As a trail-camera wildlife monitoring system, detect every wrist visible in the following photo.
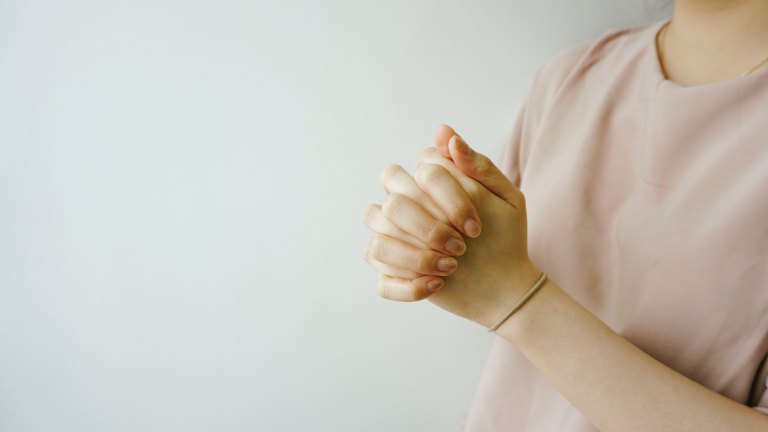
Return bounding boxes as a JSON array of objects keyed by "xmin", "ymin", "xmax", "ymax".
[
  {"xmin": 476, "ymin": 262, "xmax": 546, "ymax": 327},
  {"xmin": 490, "ymin": 269, "xmax": 570, "ymax": 347}
]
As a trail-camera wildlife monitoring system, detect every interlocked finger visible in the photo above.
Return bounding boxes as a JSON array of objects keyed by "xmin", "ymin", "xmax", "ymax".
[
  {"xmin": 365, "ymin": 234, "xmax": 458, "ymax": 276},
  {"xmin": 381, "ymin": 193, "xmax": 466, "ymax": 256},
  {"xmin": 416, "ymin": 147, "xmax": 482, "ymax": 194},
  {"xmin": 413, "ymin": 163, "xmax": 482, "ymax": 238},
  {"xmin": 361, "ymin": 203, "xmax": 429, "ymax": 250},
  {"xmin": 376, "ymin": 274, "xmax": 444, "ymax": 302},
  {"xmin": 362, "ymin": 241, "xmax": 423, "ymax": 279},
  {"xmin": 379, "ymin": 163, "xmax": 451, "ymax": 225}
]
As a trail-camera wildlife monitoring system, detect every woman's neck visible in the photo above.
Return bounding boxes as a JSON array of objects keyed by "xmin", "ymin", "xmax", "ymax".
[{"xmin": 660, "ymin": 0, "xmax": 768, "ymax": 85}]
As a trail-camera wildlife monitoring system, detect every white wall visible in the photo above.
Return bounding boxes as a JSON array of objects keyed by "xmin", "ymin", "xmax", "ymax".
[{"xmin": 0, "ymin": 1, "xmax": 671, "ymax": 431}]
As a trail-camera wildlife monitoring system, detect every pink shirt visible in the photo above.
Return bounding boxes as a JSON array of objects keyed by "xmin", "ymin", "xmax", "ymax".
[{"xmin": 462, "ymin": 19, "xmax": 768, "ymax": 431}]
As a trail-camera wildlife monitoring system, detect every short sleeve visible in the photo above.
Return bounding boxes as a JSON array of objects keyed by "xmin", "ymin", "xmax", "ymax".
[
  {"xmin": 495, "ymin": 64, "xmax": 546, "ymax": 191},
  {"xmin": 495, "ymin": 37, "xmax": 597, "ymax": 191},
  {"xmin": 497, "ymin": 95, "xmax": 530, "ymax": 191}
]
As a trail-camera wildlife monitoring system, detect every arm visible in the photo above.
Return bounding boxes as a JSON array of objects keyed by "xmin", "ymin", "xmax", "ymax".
[{"xmin": 495, "ymin": 272, "xmax": 768, "ymax": 431}]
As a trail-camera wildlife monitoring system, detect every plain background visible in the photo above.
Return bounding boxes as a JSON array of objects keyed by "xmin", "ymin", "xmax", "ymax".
[{"xmin": 0, "ymin": 1, "xmax": 672, "ymax": 431}]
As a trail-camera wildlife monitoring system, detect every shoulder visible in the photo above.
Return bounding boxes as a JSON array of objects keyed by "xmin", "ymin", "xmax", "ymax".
[
  {"xmin": 505, "ymin": 21, "xmax": 663, "ymax": 178},
  {"xmin": 532, "ymin": 37, "xmax": 596, "ymax": 98},
  {"xmin": 527, "ymin": 20, "xmax": 661, "ymax": 112}
]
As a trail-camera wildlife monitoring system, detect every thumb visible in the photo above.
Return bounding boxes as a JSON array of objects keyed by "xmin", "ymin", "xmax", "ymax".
[
  {"xmin": 448, "ymin": 134, "xmax": 522, "ymax": 208},
  {"xmin": 433, "ymin": 124, "xmax": 457, "ymax": 160}
]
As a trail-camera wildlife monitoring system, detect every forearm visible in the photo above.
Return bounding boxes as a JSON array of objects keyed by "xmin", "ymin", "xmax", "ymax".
[{"xmin": 495, "ymin": 274, "xmax": 768, "ymax": 432}]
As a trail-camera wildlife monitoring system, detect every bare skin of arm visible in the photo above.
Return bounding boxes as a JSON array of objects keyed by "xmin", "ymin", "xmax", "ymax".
[{"xmin": 496, "ymin": 272, "xmax": 768, "ymax": 431}]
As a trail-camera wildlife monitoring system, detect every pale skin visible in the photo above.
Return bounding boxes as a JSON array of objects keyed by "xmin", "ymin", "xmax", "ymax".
[
  {"xmin": 361, "ymin": 1, "xmax": 768, "ymax": 430},
  {"xmin": 660, "ymin": 0, "xmax": 768, "ymax": 85}
]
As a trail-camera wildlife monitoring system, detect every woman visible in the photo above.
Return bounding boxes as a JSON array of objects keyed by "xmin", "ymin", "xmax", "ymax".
[{"xmin": 361, "ymin": 1, "xmax": 768, "ymax": 431}]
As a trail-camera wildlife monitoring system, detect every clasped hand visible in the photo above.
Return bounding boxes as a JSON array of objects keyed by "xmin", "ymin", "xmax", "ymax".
[{"xmin": 361, "ymin": 125, "xmax": 542, "ymax": 328}]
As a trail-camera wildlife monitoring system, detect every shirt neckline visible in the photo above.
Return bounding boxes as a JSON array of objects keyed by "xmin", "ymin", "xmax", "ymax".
[{"xmin": 649, "ymin": 18, "xmax": 768, "ymax": 90}]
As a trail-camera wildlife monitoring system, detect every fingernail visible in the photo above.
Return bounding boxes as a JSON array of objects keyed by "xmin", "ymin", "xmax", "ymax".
[
  {"xmin": 453, "ymin": 135, "xmax": 472, "ymax": 156},
  {"xmin": 427, "ymin": 279, "xmax": 443, "ymax": 292},
  {"xmin": 437, "ymin": 257, "xmax": 457, "ymax": 272},
  {"xmin": 464, "ymin": 219, "xmax": 481, "ymax": 237},
  {"xmin": 445, "ymin": 237, "xmax": 466, "ymax": 255}
]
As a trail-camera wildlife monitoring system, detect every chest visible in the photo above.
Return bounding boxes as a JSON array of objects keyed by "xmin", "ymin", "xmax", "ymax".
[{"xmin": 517, "ymin": 86, "xmax": 768, "ymax": 397}]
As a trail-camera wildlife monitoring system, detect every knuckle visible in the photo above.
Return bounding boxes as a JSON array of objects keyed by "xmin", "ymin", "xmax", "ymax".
[
  {"xmin": 448, "ymin": 202, "xmax": 473, "ymax": 223},
  {"xmin": 379, "ymin": 163, "xmax": 403, "ymax": 184},
  {"xmin": 376, "ymin": 276, "xmax": 389, "ymax": 299},
  {"xmin": 370, "ymin": 234, "xmax": 388, "ymax": 261},
  {"xmin": 412, "ymin": 282, "xmax": 430, "ymax": 301},
  {"xmin": 474, "ymin": 155, "xmax": 492, "ymax": 173},
  {"xmin": 464, "ymin": 179, "xmax": 484, "ymax": 197},
  {"xmin": 381, "ymin": 193, "xmax": 405, "ymax": 220},
  {"xmin": 361, "ymin": 203, "xmax": 377, "ymax": 225},
  {"xmin": 510, "ymin": 189, "xmax": 526, "ymax": 210},
  {"xmin": 414, "ymin": 163, "xmax": 444, "ymax": 186},
  {"xmin": 362, "ymin": 236, "xmax": 374, "ymax": 261},
  {"xmin": 417, "ymin": 146, "xmax": 437, "ymax": 163},
  {"xmin": 406, "ymin": 286, "xmax": 420, "ymax": 302},
  {"xmin": 425, "ymin": 223, "xmax": 449, "ymax": 247},
  {"xmin": 416, "ymin": 250, "xmax": 437, "ymax": 274}
]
